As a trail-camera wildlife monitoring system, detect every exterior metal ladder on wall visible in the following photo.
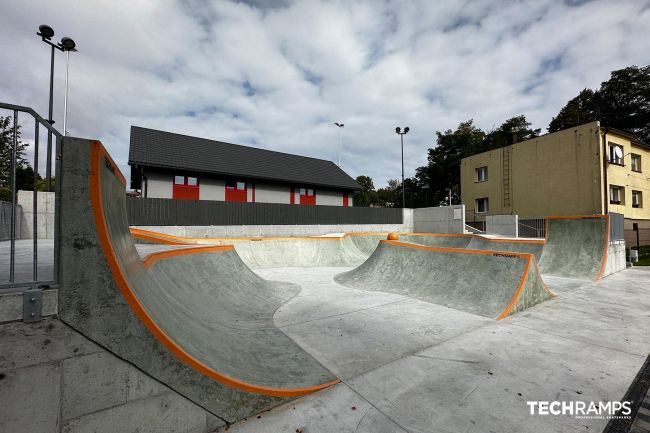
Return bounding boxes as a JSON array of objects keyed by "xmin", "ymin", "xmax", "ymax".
[{"xmin": 502, "ymin": 148, "xmax": 511, "ymax": 208}]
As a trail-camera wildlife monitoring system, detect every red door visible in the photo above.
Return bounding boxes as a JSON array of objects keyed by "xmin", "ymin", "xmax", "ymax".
[
  {"xmin": 226, "ymin": 180, "xmax": 248, "ymax": 202},
  {"xmin": 343, "ymin": 193, "xmax": 349, "ymax": 207},
  {"xmin": 299, "ymin": 188, "xmax": 316, "ymax": 205},
  {"xmin": 172, "ymin": 176, "xmax": 199, "ymax": 200}
]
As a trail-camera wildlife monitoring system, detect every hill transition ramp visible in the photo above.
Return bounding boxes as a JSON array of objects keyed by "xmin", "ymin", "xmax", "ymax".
[
  {"xmin": 59, "ymin": 139, "xmax": 338, "ymax": 423},
  {"xmin": 130, "ymin": 228, "xmax": 386, "ymax": 269},
  {"xmin": 334, "ymin": 240, "xmax": 553, "ymax": 320},
  {"xmin": 539, "ymin": 216, "xmax": 609, "ymax": 279}
]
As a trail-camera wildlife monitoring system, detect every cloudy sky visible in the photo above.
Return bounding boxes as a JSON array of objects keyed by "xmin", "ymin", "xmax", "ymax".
[{"xmin": 1, "ymin": 0, "xmax": 648, "ymax": 187}]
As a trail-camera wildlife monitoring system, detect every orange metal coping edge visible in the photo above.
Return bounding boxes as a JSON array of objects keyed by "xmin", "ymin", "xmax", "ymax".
[
  {"xmin": 130, "ymin": 227, "xmax": 389, "ymax": 243},
  {"xmin": 380, "ymin": 239, "xmax": 534, "ymax": 259},
  {"xmin": 89, "ymin": 140, "xmax": 339, "ymax": 397},
  {"xmin": 142, "ymin": 245, "xmax": 234, "ymax": 269}
]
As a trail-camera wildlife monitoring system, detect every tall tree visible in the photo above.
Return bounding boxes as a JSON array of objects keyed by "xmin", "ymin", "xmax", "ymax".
[
  {"xmin": 548, "ymin": 89, "xmax": 597, "ymax": 132},
  {"xmin": 548, "ymin": 65, "xmax": 650, "ymax": 143},
  {"xmin": 483, "ymin": 115, "xmax": 541, "ymax": 151},
  {"xmin": 353, "ymin": 175, "xmax": 377, "ymax": 207},
  {"xmin": 0, "ymin": 115, "xmax": 28, "ymax": 190},
  {"xmin": 415, "ymin": 120, "xmax": 485, "ymax": 206}
]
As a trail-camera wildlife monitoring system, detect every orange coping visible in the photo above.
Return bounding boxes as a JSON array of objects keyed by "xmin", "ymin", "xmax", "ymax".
[
  {"xmin": 380, "ymin": 240, "xmax": 534, "ymax": 320},
  {"xmin": 130, "ymin": 228, "xmax": 388, "ymax": 243},
  {"xmin": 142, "ymin": 245, "xmax": 235, "ymax": 269},
  {"xmin": 89, "ymin": 140, "xmax": 339, "ymax": 397}
]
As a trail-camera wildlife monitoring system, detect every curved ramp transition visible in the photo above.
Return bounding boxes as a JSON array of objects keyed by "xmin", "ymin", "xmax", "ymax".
[
  {"xmin": 335, "ymin": 240, "xmax": 553, "ymax": 319},
  {"xmin": 59, "ymin": 139, "xmax": 337, "ymax": 423},
  {"xmin": 130, "ymin": 228, "xmax": 385, "ymax": 269}
]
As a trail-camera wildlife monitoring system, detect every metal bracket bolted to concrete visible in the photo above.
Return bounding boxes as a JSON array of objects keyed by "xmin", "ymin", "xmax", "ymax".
[{"xmin": 23, "ymin": 289, "xmax": 43, "ymax": 323}]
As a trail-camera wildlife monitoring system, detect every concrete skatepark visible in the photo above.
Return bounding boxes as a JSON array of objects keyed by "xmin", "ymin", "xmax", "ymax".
[{"xmin": 2, "ymin": 137, "xmax": 649, "ymax": 432}]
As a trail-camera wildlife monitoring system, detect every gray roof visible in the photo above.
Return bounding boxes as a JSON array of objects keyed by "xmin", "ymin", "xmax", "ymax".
[{"xmin": 129, "ymin": 126, "xmax": 361, "ymax": 191}]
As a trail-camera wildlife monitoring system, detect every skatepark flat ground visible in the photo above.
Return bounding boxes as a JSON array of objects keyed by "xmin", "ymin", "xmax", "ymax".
[
  {"xmin": 2, "ymin": 240, "xmax": 650, "ymax": 431},
  {"xmin": 219, "ymin": 266, "xmax": 650, "ymax": 433}
]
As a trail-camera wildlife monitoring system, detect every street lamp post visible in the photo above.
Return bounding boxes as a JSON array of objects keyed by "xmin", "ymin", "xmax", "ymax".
[
  {"xmin": 395, "ymin": 126, "xmax": 409, "ymax": 208},
  {"xmin": 333, "ymin": 122, "xmax": 344, "ymax": 167},
  {"xmin": 37, "ymin": 25, "xmax": 77, "ymax": 190}
]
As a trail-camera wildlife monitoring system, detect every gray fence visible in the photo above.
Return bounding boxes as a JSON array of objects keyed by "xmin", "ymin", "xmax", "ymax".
[
  {"xmin": 518, "ymin": 218, "xmax": 546, "ymax": 238},
  {"xmin": 0, "ymin": 201, "xmax": 21, "ymax": 241},
  {"xmin": 126, "ymin": 197, "xmax": 404, "ymax": 226},
  {"xmin": 609, "ymin": 212, "xmax": 624, "ymax": 242}
]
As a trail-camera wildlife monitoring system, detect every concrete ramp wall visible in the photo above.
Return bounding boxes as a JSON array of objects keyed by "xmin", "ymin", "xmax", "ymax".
[
  {"xmin": 59, "ymin": 138, "xmax": 338, "ymax": 423},
  {"xmin": 540, "ymin": 216, "xmax": 609, "ymax": 279},
  {"xmin": 335, "ymin": 240, "xmax": 553, "ymax": 319}
]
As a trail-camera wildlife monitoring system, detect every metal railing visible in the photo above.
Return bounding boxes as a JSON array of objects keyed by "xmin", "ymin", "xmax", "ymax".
[
  {"xmin": 0, "ymin": 102, "xmax": 62, "ymax": 292},
  {"xmin": 518, "ymin": 218, "xmax": 545, "ymax": 238}
]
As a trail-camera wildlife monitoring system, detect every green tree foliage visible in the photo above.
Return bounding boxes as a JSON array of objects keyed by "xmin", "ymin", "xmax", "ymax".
[
  {"xmin": 414, "ymin": 120, "xmax": 486, "ymax": 206},
  {"xmin": 549, "ymin": 65, "xmax": 650, "ymax": 143},
  {"xmin": 0, "ymin": 115, "xmax": 29, "ymax": 190},
  {"xmin": 0, "ymin": 115, "xmax": 47, "ymax": 202},
  {"xmin": 353, "ymin": 175, "xmax": 376, "ymax": 206}
]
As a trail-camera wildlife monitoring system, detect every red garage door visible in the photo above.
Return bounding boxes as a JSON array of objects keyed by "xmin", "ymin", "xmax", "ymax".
[
  {"xmin": 226, "ymin": 180, "xmax": 247, "ymax": 202},
  {"xmin": 172, "ymin": 176, "xmax": 199, "ymax": 200}
]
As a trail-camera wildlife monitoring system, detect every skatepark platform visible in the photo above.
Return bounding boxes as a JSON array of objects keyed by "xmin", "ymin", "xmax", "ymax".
[{"xmin": 43, "ymin": 137, "xmax": 627, "ymax": 427}]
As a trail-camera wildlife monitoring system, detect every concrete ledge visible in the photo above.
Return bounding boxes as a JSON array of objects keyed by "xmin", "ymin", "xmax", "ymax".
[{"xmin": 0, "ymin": 318, "xmax": 225, "ymax": 433}]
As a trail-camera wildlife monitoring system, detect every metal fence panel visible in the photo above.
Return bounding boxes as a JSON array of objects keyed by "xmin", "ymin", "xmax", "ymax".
[
  {"xmin": 126, "ymin": 197, "xmax": 403, "ymax": 226},
  {"xmin": 609, "ymin": 212, "xmax": 624, "ymax": 242},
  {"xmin": 0, "ymin": 201, "xmax": 21, "ymax": 241},
  {"xmin": 518, "ymin": 218, "xmax": 546, "ymax": 238},
  {"xmin": 1, "ymin": 101, "xmax": 61, "ymax": 293}
]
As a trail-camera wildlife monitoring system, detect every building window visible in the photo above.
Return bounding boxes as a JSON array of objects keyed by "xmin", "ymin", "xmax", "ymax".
[
  {"xmin": 475, "ymin": 166, "xmax": 488, "ymax": 182},
  {"xmin": 632, "ymin": 190, "xmax": 643, "ymax": 208},
  {"xmin": 172, "ymin": 175, "xmax": 199, "ymax": 200},
  {"xmin": 299, "ymin": 187, "xmax": 316, "ymax": 205},
  {"xmin": 225, "ymin": 179, "xmax": 247, "ymax": 202},
  {"xmin": 475, "ymin": 197, "xmax": 489, "ymax": 213},
  {"xmin": 631, "ymin": 154, "xmax": 642, "ymax": 172},
  {"xmin": 226, "ymin": 180, "xmax": 247, "ymax": 191},
  {"xmin": 608, "ymin": 143, "xmax": 624, "ymax": 165},
  {"xmin": 609, "ymin": 185, "xmax": 624, "ymax": 205}
]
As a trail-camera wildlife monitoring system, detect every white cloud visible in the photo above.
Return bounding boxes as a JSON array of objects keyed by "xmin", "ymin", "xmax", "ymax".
[{"xmin": 1, "ymin": 0, "xmax": 648, "ymax": 187}]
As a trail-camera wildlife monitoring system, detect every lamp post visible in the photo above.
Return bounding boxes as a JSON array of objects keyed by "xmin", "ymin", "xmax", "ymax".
[
  {"xmin": 37, "ymin": 25, "xmax": 77, "ymax": 190},
  {"xmin": 395, "ymin": 126, "xmax": 409, "ymax": 208},
  {"xmin": 333, "ymin": 122, "xmax": 344, "ymax": 167}
]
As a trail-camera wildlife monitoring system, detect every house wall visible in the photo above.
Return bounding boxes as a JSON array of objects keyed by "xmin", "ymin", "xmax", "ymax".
[
  {"xmin": 461, "ymin": 122, "xmax": 604, "ymax": 218},
  {"xmin": 146, "ymin": 171, "xmax": 173, "ymax": 199},
  {"xmin": 142, "ymin": 170, "xmax": 353, "ymax": 206},
  {"xmin": 316, "ymin": 189, "xmax": 345, "ymax": 206},
  {"xmin": 254, "ymin": 183, "xmax": 291, "ymax": 204},
  {"xmin": 199, "ymin": 178, "xmax": 225, "ymax": 201},
  {"xmin": 605, "ymin": 136, "xmax": 650, "ymax": 221}
]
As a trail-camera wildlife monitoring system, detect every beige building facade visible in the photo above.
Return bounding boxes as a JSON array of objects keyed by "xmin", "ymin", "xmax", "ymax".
[{"xmin": 461, "ymin": 121, "xmax": 650, "ymax": 243}]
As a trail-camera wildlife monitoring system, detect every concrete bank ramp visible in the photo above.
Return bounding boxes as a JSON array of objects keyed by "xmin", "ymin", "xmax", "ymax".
[
  {"xmin": 130, "ymin": 228, "xmax": 385, "ymax": 269},
  {"xmin": 539, "ymin": 216, "xmax": 609, "ymax": 279},
  {"xmin": 335, "ymin": 240, "xmax": 553, "ymax": 319},
  {"xmin": 59, "ymin": 139, "xmax": 338, "ymax": 423}
]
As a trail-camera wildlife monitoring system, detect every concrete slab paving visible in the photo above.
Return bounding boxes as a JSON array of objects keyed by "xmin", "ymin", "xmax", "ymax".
[
  {"xmin": 268, "ymin": 267, "xmax": 492, "ymax": 380},
  {"xmin": 220, "ymin": 383, "xmax": 408, "ymax": 433},
  {"xmin": 346, "ymin": 323, "xmax": 645, "ymax": 433},
  {"xmin": 220, "ymin": 267, "xmax": 650, "ymax": 433}
]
